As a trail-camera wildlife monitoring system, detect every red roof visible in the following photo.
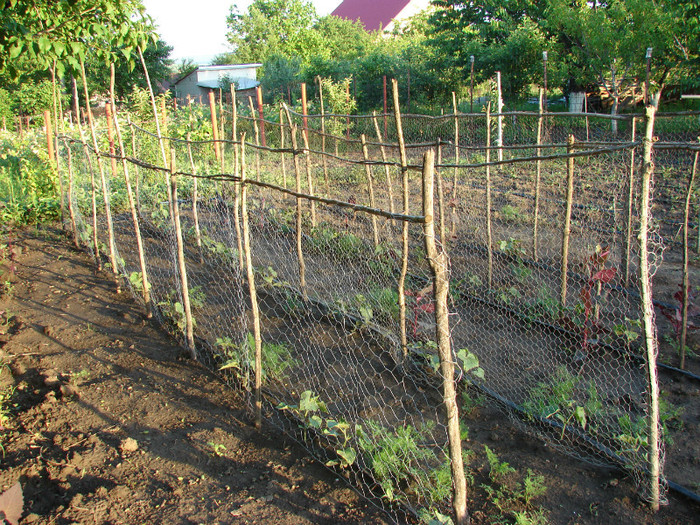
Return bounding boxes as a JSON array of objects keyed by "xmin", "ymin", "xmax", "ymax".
[{"xmin": 331, "ymin": 0, "xmax": 413, "ymax": 32}]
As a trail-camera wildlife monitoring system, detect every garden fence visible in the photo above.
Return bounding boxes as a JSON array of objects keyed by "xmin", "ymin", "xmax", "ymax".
[{"xmin": 51, "ymin": 85, "xmax": 700, "ymax": 523}]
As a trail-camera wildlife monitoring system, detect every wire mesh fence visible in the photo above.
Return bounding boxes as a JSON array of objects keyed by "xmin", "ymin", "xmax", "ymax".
[{"xmin": 53, "ymin": 93, "xmax": 700, "ymax": 523}]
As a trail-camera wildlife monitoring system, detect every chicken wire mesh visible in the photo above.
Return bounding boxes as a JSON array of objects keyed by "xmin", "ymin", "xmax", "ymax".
[{"xmin": 55, "ymin": 99, "xmax": 700, "ymax": 522}]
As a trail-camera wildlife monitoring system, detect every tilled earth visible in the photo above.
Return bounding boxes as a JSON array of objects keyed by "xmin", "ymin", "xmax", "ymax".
[
  {"xmin": 0, "ymin": 226, "xmax": 387, "ymax": 525},
  {"xmin": 1, "ymin": 225, "xmax": 699, "ymax": 525}
]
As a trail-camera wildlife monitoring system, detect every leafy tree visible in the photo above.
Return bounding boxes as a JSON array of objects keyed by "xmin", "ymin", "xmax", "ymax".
[
  {"xmin": 226, "ymin": 0, "xmax": 321, "ymax": 65},
  {"xmin": 0, "ymin": 0, "xmax": 155, "ymax": 78}
]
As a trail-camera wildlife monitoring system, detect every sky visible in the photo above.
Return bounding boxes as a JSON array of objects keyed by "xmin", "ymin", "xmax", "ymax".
[{"xmin": 142, "ymin": 0, "xmax": 343, "ymax": 64}]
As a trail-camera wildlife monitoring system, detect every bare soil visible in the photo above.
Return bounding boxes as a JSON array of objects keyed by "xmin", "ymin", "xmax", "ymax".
[
  {"xmin": 0, "ymin": 225, "xmax": 387, "ymax": 525},
  {"xmin": 0, "ymin": 225, "xmax": 699, "ymax": 525}
]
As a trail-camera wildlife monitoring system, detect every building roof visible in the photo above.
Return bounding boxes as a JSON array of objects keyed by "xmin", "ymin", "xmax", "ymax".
[
  {"xmin": 173, "ymin": 64, "xmax": 263, "ymax": 86},
  {"xmin": 196, "ymin": 78, "xmax": 260, "ymax": 90},
  {"xmin": 196, "ymin": 64, "xmax": 262, "ymax": 72},
  {"xmin": 331, "ymin": 0, "xmax": 429, "ymax": 32}
]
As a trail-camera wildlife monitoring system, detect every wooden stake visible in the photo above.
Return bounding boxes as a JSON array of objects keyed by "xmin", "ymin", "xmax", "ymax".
[
  {"xmin": 300, "ymin": 120, "xmax": 317, "ymax": 227},
  {"xmin": 317, "ymin": 76, "xmax": 329, "ymax": 188},
  {"xmin": 560, "ymin": 134, "xmax": 576, "ymax": 308},
  {"xmin": 496, "ymin": 71, "xmax": 504, "ymax": 162},
  {"xmin": 208, "ymin": 90, "xmax": 222, "ymax": 164},
  {"xmin": 392, "ymin": 78, "xmax": 409, "ymax": 358},
  {"xmin": 289, "ymin": 124, "xmax": 308, "ymax": 296},
  {"xmin": 72, "ymin": 78, "xmax": 100, "ymax": 270},
  {"xmin": 108, "ymin": 74, "xmax": 153, "ymax": 317},
  {"xmin": 681, "ymin": 138, "xmax": 699, "ymax": 369},
  {"xmin": 301, "ymin": 82, "xmax": 309, "ymax": 143},
  {"xmin": 533, "ymin": 89, "xmax": 544, "ymax": 261},
  {"xmin": 240, "ymin": 137, "xmax": 264, "ymax": 429},
  {"xmin": 280, "ymin": 105, "xmax": 288, "ymax": 190},
  {"xmin": 80, "ymin": 58, "xmax": 120, "ymax": 291},
  {"xmin": 436, "ymin": 141, "xmax": 447, "ymax": 249},
  {"xmin": 485, "ymin": 103, "xmax": 494, "ymax": 289},
  {"xmin": 624, "ymin": 118, "xmax": 637, "ymax": 285},
  {"xmin": 170, "ymin": 149, "xmax": 197, "ymax": 359},
  {"xmin": 638, "ymin": 104, "xmax": 661, "ymax": 512},
  {"xmin": 372, "ymin": 112, "xmax": 396, "ymax": 217},
  {"xmin": 186, "ymin": 135, "xmax": 204, "ymax": 264},
  {"xmin": 422, "ymin": 149, "xmax": 469, "ymax": 525},
  {"xmin": 65, "ymin": 141, "xmax": 79, "ymax": 248},
  {"xmin": 451, "ymin": 92, "xmax": 459, "ymax": 239},
  {"xmin": 361, "ymin": 135, "xmax": 379, "ymax": 246},
  {"xmin": 248, "ymin": 96, "xmax": 262, "ymax": 182},
  {"xmin": 256, "ymin": 86, "xmax": 266, "ymax": 148}
]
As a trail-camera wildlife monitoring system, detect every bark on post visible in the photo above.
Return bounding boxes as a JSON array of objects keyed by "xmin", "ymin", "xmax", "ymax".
[
  {"xmin": 300, "ymin": 120, "xmax": 317, "ymax": 228},
  {"xmin": 372, "ymin": 112, "xmax": 396, "ymax": 217},
  {"xmin": 248, "ymin": 96, "xmax": 262, "ymax": 182},
  {"xmin": 422, "ymin": 149, "xmax": 469, "ymax": 525},
  {"xmin": 108, "ymin": 84, "xmax": 153, "ymax": 317},
  {"xmin": 65, "ymin": 142, "xmax": 79, "ymax": 248},
  {"xmin": 361, "ymin": 135, "xmax": 379, "ymax": 247},
  {"xmin": 289, "ymin": 124, "xmax": 308, "ymax": 297},
  {"xmin": 240, "ymin": 137, "xmax": 264, "ymax": 429},
  {"xmin": 681, "ymin": 139, "xmax": 699, "ymax": 369},
  {"xmin": 436, "ymin": 141, "xmax": 447, "ymax": 248},
  {"xmin": 561, "ymin": 134, "xmax": 576, "ymax": 308},
  {"xmin": 170, "ymin": 150, "xmax": 197, "ymax": 360},
  {"xmin": 72, "ymin": 78, "xmax": 100, "ymax": 270},
  {"xmin": 317, "ymin": 76, "xmax": 329, "ymax": 188},
  {"xmin": 208, "ymin": 90, "xmax": 222, "ymax": 165},
  {"xmin": 279, "ymin": 105, "xmax": 288, "ymax": 190},
  {"xmin": 186, "ymin": 136, "xmax": 204, "ymax": 265},
  {"xmin": 533, "ymin": 89, "xmax": 544, "ymax": 261},
  {"xmin": 638, "ymin": 104, "xmax": 661, "ymax": 512},
  {"xmin": 392, "ymin": 78, "xmax": 410, "ymax": 359},
  {"xmin": 624, "ymin": 118, "xmax": 638, "ymax": 286},
  {"xmin": 496, "ymin": 71, "xmax": 504, "ymax": 162},
  {"xmin": 451, "ymin": 91, "xmax": 460, "ymax": 239},
  {"xmin": 80, "ymin": 60, "xmax": 120, "ymax": 291},
  {"xmin": 485, "ymin": 103, "xmax": 494, "ymax": 289},
  {"xmin": 256, "ymin": 86, "xmax": 266, "ymax": 148}
]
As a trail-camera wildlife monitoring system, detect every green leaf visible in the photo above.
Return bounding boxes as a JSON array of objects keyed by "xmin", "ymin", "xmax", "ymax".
[
  {"xmin": 574, "ymin": 406, "xmax": 587, "ymax": 429},
  {"xmin": 336, "ymin": 447, "xmax": 356, "ymax": 467}
]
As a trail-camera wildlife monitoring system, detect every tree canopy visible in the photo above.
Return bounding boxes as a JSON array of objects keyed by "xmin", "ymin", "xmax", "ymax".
[{"xmin": 0, "ymin": 0, "xmax": 156, "ymax": 78}]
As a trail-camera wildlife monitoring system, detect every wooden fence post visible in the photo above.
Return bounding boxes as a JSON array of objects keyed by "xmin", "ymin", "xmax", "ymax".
[
  {"xmin": 624, "ymin": 118, "xmax": 637, "ymax": 285},
  {"xmin": 422, "ymin": 149, "xmax": 469, "ymax": 525},
  {"xmin": 372, "ymin": 112, "xmax": 396, "ymax": 218},
  {"xmin": 317, "ymin": 76, "xmax": 329, "ymax": 189},
  {"xmin": 361, "ymin": 134, "xmax": 379, "ymax": 247},
  {"xmin": 560, "ymin": 134, "xmax": 575, "ymax": 308},
  {"xmin": 256, "ymin": 86, "xmax": 266, "ymax": 148},
  {"xmin": 107, "ymin": 85, "xmax": 153, "ymax": 317},
  {"xmin": 240, "ymin": 136, "xmax": 264, "ymax": 428},
  {"xmin": 248, "ymin": 96, "xmax": 262, "ymax": 182},
  {"xmin": 680, "ymin": 138, "xmax": 699, "ymax": 369},
  {"xmin": 209, "ymin": 90, "xmax": 222, "ymax": 164},
  {"xmin": 638, "ymin": 104, "xmax": 661, "ymax": 512},
  {"xmin": 392, "ymin": 78, "xmax": 409, "ymax": 359},
  {"xmin": 71, "ymin": 78, "xmax": 100, "ymax": 270},
  {"xmin": 170, "ymin": 149, "xmax": 197, "ymax": 360},
  {"xmin": 533, "ymin": 89, "xmax": 544, "ymax": 261},
  {"xmin": 451, "ymin": 91, "xmax": 460, "ymax": 239},
  {"xmin": 80, "ymin": 59, "xmax": 120, "ymax": 291},
  {"xmin": 496, "ymin": 71, "xmax": 504, "ymax": 162},
  {"xmin": 485, "ymin": 103, "xmax": 494, "ymax": 289}
]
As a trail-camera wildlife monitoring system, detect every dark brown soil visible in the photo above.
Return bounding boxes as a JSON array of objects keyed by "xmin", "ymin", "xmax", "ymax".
[
  {"xmin": 0, "ymin": 226, "xmax": 388, "ymax": 525},
  {"xmin": 0, "ymin": 225, "xmax": 699, "ymax": 525}
]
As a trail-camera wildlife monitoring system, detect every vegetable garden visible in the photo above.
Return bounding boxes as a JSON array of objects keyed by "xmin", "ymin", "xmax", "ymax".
[{"xmin": 25, "ymin": 76, "xmax": 700, "ymax": 523}]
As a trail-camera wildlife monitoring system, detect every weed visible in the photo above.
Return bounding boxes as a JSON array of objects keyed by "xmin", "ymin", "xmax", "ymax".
[
  {"xmin": 128, "ymin": 271, "xmax": 151, "ymax": 295},
  {"xmin": 522, "ymin": 366, "xmax": 591, "ymax": 437},
  {"xmin": 482, "ymin": 446, "xmax": 548, "ymax": 524},
  {"xmin": 208, "ymin": 442, "xmax": 227, "ymax": 457},
  {"xmin": 500, "ymin": 204, "xmax": 522, "ymax": 223},
  {"xmin": 218, "ymin": 333, "xmax": 296, "ymax": 388}
]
